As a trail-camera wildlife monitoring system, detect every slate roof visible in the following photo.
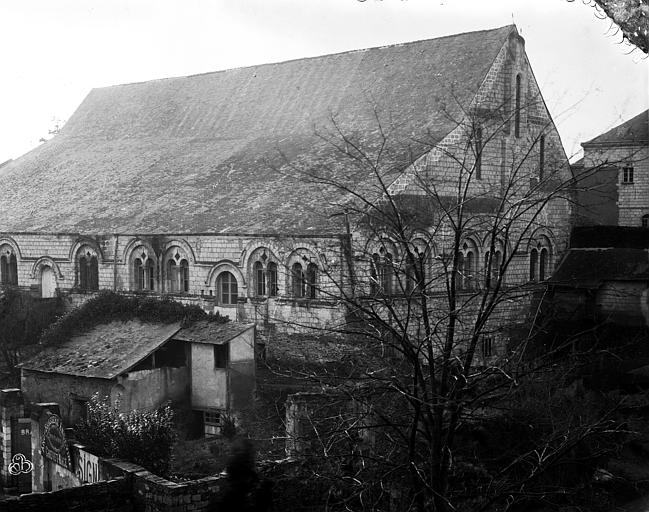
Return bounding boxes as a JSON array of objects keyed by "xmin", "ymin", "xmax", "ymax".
[
  {"xmin": 20, "ymin": 320, "xmax": 182, "ymax": 379},
  {"xmin": 173, "ymin": 321, "xmax": 254, "ymax": 345},
  {"xmin": 583, "ymin": 110, "xmax": 649, "ymax": 148},
  {"xmin": 550, "ymin": 248, "xmax": 649, "ymax": 288},
  {"xmin": 0, "ymin": 26, "xmax": 515, "ymax": 234}
]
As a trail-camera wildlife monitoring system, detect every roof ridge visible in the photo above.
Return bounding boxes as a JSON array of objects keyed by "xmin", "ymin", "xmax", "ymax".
[{"xmin": 97, "ymin": 25, "xmax": 516, "ymax": 91}]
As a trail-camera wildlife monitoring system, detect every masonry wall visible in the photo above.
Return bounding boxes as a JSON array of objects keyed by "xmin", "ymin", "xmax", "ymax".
[
  {"xmin": 0, "ymin": 232, "xmax": 348, "ymax": 334},
  {"xmin": 580, "ymin": 146, "xmax": 649, "ymax": 227}
]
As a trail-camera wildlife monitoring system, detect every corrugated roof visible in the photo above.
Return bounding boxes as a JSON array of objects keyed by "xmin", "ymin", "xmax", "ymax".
[
  {"xmin": 20, "ymin": 320, "xmax": 181, "ymax": 379},
  {"xmin": 173, "ymin": 321, "xmax": 254, "ymax": 345},
  {"xmin": 0, "ymin": 26, "xmax": 514, "ymax": 234},
  {"xmin": 550, "ymin": 248, "xmax": 649, "ymax": 288},
  {"xmin": 583, "ymin": 110, "xmax": 649, "ymax": 147}
]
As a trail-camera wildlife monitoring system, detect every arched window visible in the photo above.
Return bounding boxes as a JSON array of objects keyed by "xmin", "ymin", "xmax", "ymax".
[
  {"xmin": 370, "ymin": 253, "xmax": 379, "ymax": 295},
  {"xmin": 381, "ymin": 252, "xmax": 393, "ymax": 294},
  {"xmin": 306, "ymin": 263, "xmax": 318, "ymax": 299},
  {"xmin": 292, "ymin": 262, "xmax": 305, "ymax": 297},
  {"xmin": 134, "ymin": 258, "xmax": 155, "ymax": 291},
  {"xmin": 217, "ymin": 271, "xmax": 238, "ymax": 305},
  {"xmin": 254, "ymin": 261, "xmax": 266, "ymax": 296},
  {"xmin": 642, "ymin": 214, "xmax": 649, "ymax": 228},
  {"xmin": 529, "ymin": 249, "xmax": 538, "ymax": 281},
  {"xmin": 539, "ymin": 248, "xmax": 549, "ymax": 281},
  {"xmin": 79, "ymin": 255, "xmax": 99, "ymax": 290},
  {"xmin": 456, "ymin": 252, "xmax": 465, "ymax": 290},
  {"xmin": 465, "ymin": 250, "xmax": 474, "ymax": 289},
  {"xmin": 0, "ymin": 249, "xmax": 18, "ymax": 286},
  {"xmin": 514, "ymin": 74, "xmax": 522, "ymax": 138},
  {"xmin": 267, "ymin": 262, "xmax": 278, "ymax": 296},
  {"xmin": 456, "ymin": 242, "xmax": 476, "ymax": 291},
  {"xmin": 167, "ymin": 258, "xmax": 189, "ymax": 293},
  {"xmin": 485, "ymin": 250, "xmax": 502, "ymax": 283},
  {"xmin": 41, "ymin": 266, "xmax": 56, "ymax": 298}
]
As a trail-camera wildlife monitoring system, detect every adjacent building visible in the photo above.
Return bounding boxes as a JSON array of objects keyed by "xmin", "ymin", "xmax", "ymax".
[{"xmin": 572, "ymin": 110, "xmax": 649, "ymax": 228}]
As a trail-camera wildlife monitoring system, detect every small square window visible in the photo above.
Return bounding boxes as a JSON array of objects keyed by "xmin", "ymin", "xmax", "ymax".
[
  {"xmin": 204, "ymin": 410, "xmax": 221, "ymax": 436},
  {"xmin": 214, "ymin": 344, "xmax": 229, "ymax": 369},
  {"xmin": 622, "ymin": 166, "xmax": 634, "ymax": 184}
]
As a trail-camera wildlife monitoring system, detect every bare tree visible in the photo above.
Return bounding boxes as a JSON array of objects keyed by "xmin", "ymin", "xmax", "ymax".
[
  {"xmin": 260, "ymin": 88, "xmax": 635, "ymax": 511},
  {"xmin": 569, "ymin": 0, "xmax": 649, "ymax": 53}
]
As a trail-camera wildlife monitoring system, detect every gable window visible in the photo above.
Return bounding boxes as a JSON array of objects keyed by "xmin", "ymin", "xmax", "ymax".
[
  {"xmin": 214, "ymin": 343, "xmax": 229, "ymax": 369},
  {"xmin": 292, "ymin": 262, "xmax": 306, "ymax": 297},
  {"xmin": 79, "ymin": 254, "xmax": 99, "ymax": 291},
  {"xmin": 642, "ymin": 214, "xmax": 649, "ymax": 228},
  {"xmin": 622, "ymin": 166, "xmax": 634, "ymax": 184},
  {"xmin": 514, "ymin": 74, "xmax": 522, "ymax": 138},
  {"xmin": 217, "ymin": 271, "xmax": 238, "ymax": 305},
  {"xmin": 134, "ymin": 258, "xmax": 155, "ymax": 291},
  {"xmin": 0, "ymin": 250, "xmax": 18, "ymax": 286},
  {"xmin": 539, "ymin": 134, "xmax": 545, "ymax": 179},
  {"xmin": 475, "ymin": 126, "xmax": 483, "ymax": 179}
]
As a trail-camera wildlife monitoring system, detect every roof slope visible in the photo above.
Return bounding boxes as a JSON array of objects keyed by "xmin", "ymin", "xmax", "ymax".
[
  {"xmin": 0, "ymin": 26, "xmax": 514, "ymax": 234},
  {"xmin": 20, "ymin": 320, "xmax": 181, "ymax": 379},
  {"xmin": 550, "ymin": 248, "xmax": 649, "ymax": 288},
  {"xmin": 173, "ymin": 321, "xmax": 254, "ymax": 345},
  {"xmin": 583, "ymin": 110, "xmax": 649, "ymax": 147}
]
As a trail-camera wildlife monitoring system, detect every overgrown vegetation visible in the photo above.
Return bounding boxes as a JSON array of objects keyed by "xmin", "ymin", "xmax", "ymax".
[
  {"xmin": 74, "ymin": 393, "xmax": 178, "ymax": 477},
  {"xmin": 0, "ymin": 287, "xmax": 65, "ymax": 386},
  {"xmin": 40, "ymin": 290, "xmax": 228, "ymax": 347}
]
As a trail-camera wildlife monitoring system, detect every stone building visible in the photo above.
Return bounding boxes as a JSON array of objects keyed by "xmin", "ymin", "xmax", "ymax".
[
  {"xmin": 572, "ymin": 109, "xmax": 649, "ymax": 227},
  {"xmin": 0, "ymin": 25, "xmax": 571, "ymax": 336},
  {"xmin": 19, "ymin": 320, "xmax": 255, "ymax": 433}
]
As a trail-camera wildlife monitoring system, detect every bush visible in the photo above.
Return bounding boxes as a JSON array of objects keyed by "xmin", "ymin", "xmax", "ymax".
[{"xmin": 74, "ymin": 393, "xmax": 178, "ymax": 477}]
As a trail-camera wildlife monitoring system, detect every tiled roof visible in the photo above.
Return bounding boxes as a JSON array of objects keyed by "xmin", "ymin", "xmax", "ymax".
[
  {"xmin": 173, "ymin": 321, "xmax": 254, "ymax": 345},
  {"xmin": 0, "ymin": 26, "xmax": 514, "ymax": 234},
  {"xmin": 20, "ymin": 320, "xmax": 181, "ymax": 379},
  {"xmin": 583, "ymin": 110, "xmax": 649, "ymax": 147},
  {"xmin": 550, "ymin": 248, "xmax": 649, "ymax": 288}
]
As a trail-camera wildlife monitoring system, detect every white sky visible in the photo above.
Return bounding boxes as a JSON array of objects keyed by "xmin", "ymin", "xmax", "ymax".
[{"xmin": 0, "ymin": 0, "xmax": 646, "ymax": 164}]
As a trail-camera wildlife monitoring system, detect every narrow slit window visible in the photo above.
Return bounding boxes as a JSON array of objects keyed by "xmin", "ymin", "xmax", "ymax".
[{"xmin": 515, "ymin": 74, "xmax": 521, "ymax": 138}]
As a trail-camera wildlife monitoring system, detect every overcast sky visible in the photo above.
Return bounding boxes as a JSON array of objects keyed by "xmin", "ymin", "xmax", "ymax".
[{"xmin": 0, "ymin": 0, "xmax": 646, "ymax": 164}]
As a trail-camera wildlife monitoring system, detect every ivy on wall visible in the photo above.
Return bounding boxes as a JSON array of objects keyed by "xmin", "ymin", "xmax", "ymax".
[{"xmin": 40, "ymin": 290, "xmax": 228, "ymax": 347}]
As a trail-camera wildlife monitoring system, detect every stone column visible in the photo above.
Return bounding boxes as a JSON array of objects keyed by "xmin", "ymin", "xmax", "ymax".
[
  {"xmin": 30, "ymin": 402, "xmax": 60, "ymax": 492},
  {"xmin": 0, "ymin": 388, "xmax": 24, "ymax": 493}
]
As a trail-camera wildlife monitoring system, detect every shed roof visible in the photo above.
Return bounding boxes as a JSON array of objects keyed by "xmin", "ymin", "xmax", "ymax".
[
  {"xmin": 20, "ymin": 320, "xmax": 182, "ymax": 379},
  {"xmin": 550, "ymin": 248, "xmax": 649, "ymax": 288},
  {"xmin": 583, "ymin": 110, "xmax": 648, "ymax": 148},
  {"xmin": 0, "ymin": 26, "xmax": 515, "ymax": 234},
  {"xmin": 173, "ymin": 321, "xmax": 254, "ymax": 345}
]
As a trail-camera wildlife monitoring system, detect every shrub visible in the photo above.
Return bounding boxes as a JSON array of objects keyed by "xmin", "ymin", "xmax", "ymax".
[{"xmin": 74, "ymin": 393, "xmax": 178, "ymax": 477}]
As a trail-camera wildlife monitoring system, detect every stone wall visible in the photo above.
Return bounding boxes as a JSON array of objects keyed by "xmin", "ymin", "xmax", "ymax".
[{"xmin": 0, "ymin": 477, "xmax": 133, "ymax": 511}]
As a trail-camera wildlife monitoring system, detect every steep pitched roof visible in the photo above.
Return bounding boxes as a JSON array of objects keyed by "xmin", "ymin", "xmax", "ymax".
[
  {"xmin": 583, "ymin": 110, "xmax": 649, "ymax": 148},
  {"xmin": 20, "ymin": 320, "xmax": 182, "ymax": 379},
  {"xmin": 0, "ymin": 26, "xmax": 514, "ymax": 234}
]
